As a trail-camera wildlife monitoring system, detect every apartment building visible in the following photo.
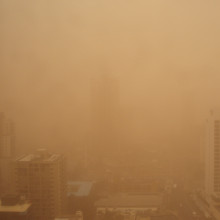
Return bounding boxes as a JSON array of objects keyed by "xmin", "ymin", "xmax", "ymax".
[{"xmin": 14, "ymin": 149, "xmax": 66, "ymax": 220}]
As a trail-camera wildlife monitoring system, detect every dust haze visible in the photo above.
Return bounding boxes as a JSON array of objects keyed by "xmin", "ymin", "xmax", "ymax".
[{"xmin": 1, "ymin": 0, "xmax": 220, "ymax": 164}]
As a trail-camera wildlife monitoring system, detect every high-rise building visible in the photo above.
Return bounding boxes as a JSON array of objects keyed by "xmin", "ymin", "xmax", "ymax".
[
  {"xmin": 14, "ymin": 149, "xmax": 66, "ymax": 220},
  {"xmin": 0, "ymin": 112, "xmax": 15, "ymax": 195},
  {"xmin": 205, "ymin": 111, "xmax": 220, "ymax": 197},
  {"xmin": 90, "ymin": 75, "xmax": 120, "ymax": 163},
  {"xmin": 0, "ymin": 112, "xmax": 15, "ymax": 158}
]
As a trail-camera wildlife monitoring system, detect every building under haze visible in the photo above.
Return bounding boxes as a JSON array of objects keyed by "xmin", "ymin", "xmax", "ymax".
[
  {"xmin": 95, "ymin": 194, "xmax": 162, "ymax": 213},
  {"xmin": 205, "ymin": 111, "xmax": 220, "ymax": 198},
  {"xmin": 14, "ymin": 149, "xmax": 66, "ymax": 220},
  {"xmin": 90, "ymin": 75, "xmax": 120, "ymax": 165},
  {"xmin": 0, "ymin": 112, "xmax": 15, "ymax": 195},
  {"xmin": 0, "ymin": 194, "xmax": 32, "ymax": 220}
]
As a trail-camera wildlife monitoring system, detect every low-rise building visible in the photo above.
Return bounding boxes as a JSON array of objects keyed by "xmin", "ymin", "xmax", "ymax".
[
  {"xmin": 67, "ymin": 181, "xmax": 95, "ymax": 220},
  {"xmin": 0, "ymin": 194, "xmax": 31, "ymax": 220},
  {"xmin": 95, "ymin": 194, "xmax": 162, "ymax": 214},
  {"xmin": 55, "ymin": 211, "xmax": 83, "ymax": 220}
]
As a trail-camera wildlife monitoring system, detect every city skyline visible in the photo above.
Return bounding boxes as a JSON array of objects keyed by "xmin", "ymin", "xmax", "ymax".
[{"xmin": 1, "ymin": 1, "xmax": 220, "ymax": 220}]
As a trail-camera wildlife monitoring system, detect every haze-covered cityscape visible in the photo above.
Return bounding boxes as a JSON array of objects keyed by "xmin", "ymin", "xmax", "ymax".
[{"xmin": 1, "ymin": 1, "xmax": 220, "ymax": 220}]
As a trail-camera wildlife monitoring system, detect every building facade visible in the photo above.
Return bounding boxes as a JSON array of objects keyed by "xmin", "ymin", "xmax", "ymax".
[
  {"xmin": 0, "ymin": 112, "xmax": 15, "ymax": 195},
  {"xmin": 205, "ymin": 111, "xmax": 220, "ymax": 197},
  {"xmin": 14, "ymin": 149, "xmax": 66, "ymax": 220}
]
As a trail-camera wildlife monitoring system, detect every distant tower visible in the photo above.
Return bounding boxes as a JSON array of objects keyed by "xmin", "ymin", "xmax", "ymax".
[
  {"xmin": 90, "ymin": 75, "xmax": 120, "ymax": 163},
  {"xmin": 14, "ymin": 149, "xmax": 66, "ymax": 220},
  {"xmin": 205, "ymin": 110, "xmax": 220, "ymax": 198},
  {"xmin": 0, "ymin": 112, "xmax": 15, "ymax": 195}
]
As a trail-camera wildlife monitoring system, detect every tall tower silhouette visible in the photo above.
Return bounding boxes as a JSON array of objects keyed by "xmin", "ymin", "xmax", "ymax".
[{"xmin": 90, "ymin": 75, "xmax": 120, "ymax": 165}]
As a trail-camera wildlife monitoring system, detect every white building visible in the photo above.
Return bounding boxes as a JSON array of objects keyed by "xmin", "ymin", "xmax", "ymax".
[{"xmin": 205, "ymin": 111, "xmax": 220, "ymax": 197}]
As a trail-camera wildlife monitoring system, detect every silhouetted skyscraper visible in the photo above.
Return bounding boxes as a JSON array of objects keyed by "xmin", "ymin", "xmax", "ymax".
[{"xmin": 90, "ymin": 75, "xmax": 120, "ymax": 164}]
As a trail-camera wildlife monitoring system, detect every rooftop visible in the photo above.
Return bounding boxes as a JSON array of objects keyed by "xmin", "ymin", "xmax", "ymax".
[
  {"xmin": 55, "ymin": 218, "xmax": 75, "ymax": 220},
  {"xmin": 67, "ymin": 181, "xmax": 94, "ymax": 197},
  {"xmin": 55, "ymin": 213, "xmax": 83, "ymax": 220},
  {"xmin": 17, "ymin": 149, "xmax": 61, "ymax": 163},
  {"xmin": 0, "ymin": 200, "xmax": 31, "ymax": 213},
  {"xmin": 95, "ymin": 194, "xmax": 162, "ymax": 208}
]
